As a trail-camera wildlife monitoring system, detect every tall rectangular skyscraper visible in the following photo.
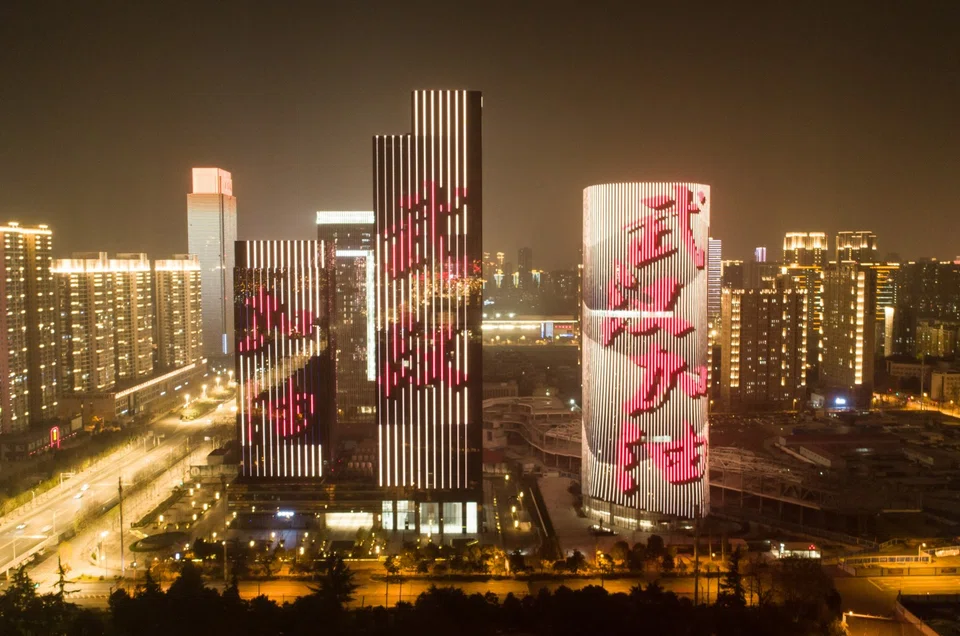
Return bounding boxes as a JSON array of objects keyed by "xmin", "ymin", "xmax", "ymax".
[
  {"xmin": 373, "ymin": 90, "xmax": 483, "ymax": 534},
  {"xmin": 317, "ymin": 211, "xmax": 376, "ymax": 428},
  {"xmin": 155, "ymin": 254, "xmax": 203, "ymax": 369},
  {"xmin": 234, "ymin": 240, "xmax": 336, "ymax": 479},
  {"xmin": 188, "ymin": 167, "xmax": 236, "ymax": 359},
  {"xmin": 0, "ymin": 223, "xmax": 57, "ymax": 433},
  {"xmin": 110, "ymin": 253, "xmax": 154, "ymax": 381},
  {"xmin": 707, "ymin": 238, "xmax": 722, "ymax": 323}
]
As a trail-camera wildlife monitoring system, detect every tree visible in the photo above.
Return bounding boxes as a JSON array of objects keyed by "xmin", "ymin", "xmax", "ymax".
[
  {"xmin": 628, "ymin": 542, "xmax": 647, "ymax": 571},
  {"xmin": 660, "ymin": 552, "xmax": 675, "ymax": 575},
  {"xmin": 384, "ymin": 554, "xmax": 401, "ymax": 576},
  {"xmin": 313, "ymin": 554, "xmax": 358, "ymax": 611},
  {"xmin": 610, "ymin": 540, "xmax": 630, "ymax": 570},
  {"xmin": 565, "ymin": 550, "xmax": 587, "ymax": 574},
  {"xmin": 508, "ymin": 548, "xmax": 527, "ymax": 573},
  {"xmin": 717, "ymin": 547, "xmax": 747, "ymax": 608},
  {"xmin": 647, "ymin": 534, "xmax": 666, "ymax": 558}
]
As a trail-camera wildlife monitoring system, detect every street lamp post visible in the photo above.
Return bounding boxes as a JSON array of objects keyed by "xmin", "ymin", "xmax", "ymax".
[{"xmin": 222, "ymin": 541, "xmax": 228, "ymax": 580}]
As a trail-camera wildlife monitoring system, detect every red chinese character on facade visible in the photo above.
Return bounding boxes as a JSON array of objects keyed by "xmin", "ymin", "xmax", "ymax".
[
  {"xmin": 642, "ymin": 185, "xmax": 706, "ymax": 270},
  {"xmin": 616, "ymin": 422, "xmax": 644, "ymax": 495},
  {"xmin": 648, "ymin": 423, "xmax": 707, "ymax": 485},
  {"xmin": 625, "ymin": 345, "xmax": 708, "ymax": 416}
]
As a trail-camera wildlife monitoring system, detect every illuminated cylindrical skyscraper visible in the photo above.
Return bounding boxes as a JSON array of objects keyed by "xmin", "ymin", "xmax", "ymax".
[{"xmin": 582, "ymin": 183, "xmax": 710, "ymax": 524}]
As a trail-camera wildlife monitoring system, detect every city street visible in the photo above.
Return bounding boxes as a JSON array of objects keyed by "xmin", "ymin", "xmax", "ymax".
[{"xmin": 0, "ymin": 398, "xmax": 231, "ymax": 579}]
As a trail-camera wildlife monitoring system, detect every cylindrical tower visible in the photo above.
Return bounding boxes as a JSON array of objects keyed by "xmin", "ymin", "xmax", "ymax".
[{"xmin": 582, "ymin": 183, "xmax": 710, "ymax": 525}]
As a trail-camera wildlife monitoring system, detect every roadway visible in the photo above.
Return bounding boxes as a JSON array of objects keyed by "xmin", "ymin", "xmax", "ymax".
[{"xmin": 0, "ymin": 398, "xmax": 230, "ymax": 578}]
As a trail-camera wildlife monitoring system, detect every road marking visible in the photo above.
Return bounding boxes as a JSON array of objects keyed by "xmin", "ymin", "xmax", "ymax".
[{"xmin": 868, "ymin": 578, "xmax": 886, "ymax": 591}]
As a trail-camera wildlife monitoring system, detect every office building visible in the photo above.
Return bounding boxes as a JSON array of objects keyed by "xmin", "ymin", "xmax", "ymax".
[
  {"xmin": 783, "ymin": 232, "xmax": 826, "ymax": 267},
  {"xmin": 822, "ymin": 263, "xmax": 876, "ymax": 396},
  {"xmin": 836, "ymin": 231, "xmax": 878, "ymax": 263},
  {"xmin": 154, "ymin": 254, "xmax": 203, "ymax": 369},
  {"xmin": 0, "ymin": 223, "xmax": 57, "ymax": 433},
  {"xmin": 373, "ymin": 90, "xmax": 483, "ymax": 534},
  {"xmin": 53, "ymin": 253, "xmax": 116, "ymax": 394},
  {"xmin": 517, "ymin": 247, "xmax": 534, "ymax": 290},
  {"xmin": 707, "ymin": 238, "xmax": 722, "ymax": 323},
  {"xmin": 187, "ymin": 167, "xmax": 236, "ymax": 359},
  {"xmin": 316, "ymin": 211, "xmax": 376, "ymax": 427},
  {"xmin": 110, "ymin": 253, "xmax": 154, "ymax": 381},
  {"xmin": 234, "ymin": 240, "xmax": 336, "ymax": 479},
  {"xmin": 581, "ymin": 182, "xmax": 710, "ymax": 524},
  {"xmin": 720, "ymin": 288, "xmax": 807, "ymax": 410},
  {"xmin": 721, "ymin": 260, "xmax": 744, "ymax": 290},
  {"xmin": 754, "ymin": 246, "xmax": 767, "ymax": 263}
]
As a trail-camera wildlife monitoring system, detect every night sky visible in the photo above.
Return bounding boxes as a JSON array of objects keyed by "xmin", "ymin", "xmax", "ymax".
[{"xmin": 1, "ymin": 1, "xmax": 957, "ymax": 269}]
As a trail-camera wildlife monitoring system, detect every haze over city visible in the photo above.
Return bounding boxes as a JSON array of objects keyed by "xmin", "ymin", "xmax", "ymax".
[{"xmin": 1, "ymin": 1, "xmax": 958, "ymax": 268}]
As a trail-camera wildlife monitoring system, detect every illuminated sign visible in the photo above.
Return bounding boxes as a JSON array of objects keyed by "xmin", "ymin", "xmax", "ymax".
[{"xmin": 582, "ymin": 183, "xmax": 710, "ymax": 519}]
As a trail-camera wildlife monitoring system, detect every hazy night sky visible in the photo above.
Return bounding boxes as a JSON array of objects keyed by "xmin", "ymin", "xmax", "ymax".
[{"xmin": 0, "ymin": 1, "xmax": 957, "ymax": 269}]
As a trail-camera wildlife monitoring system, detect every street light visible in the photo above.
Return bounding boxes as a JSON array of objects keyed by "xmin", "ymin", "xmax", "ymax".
[
  {"xmin": 184, "ymin": 394, "xmax": 191, "ymax": 406},
  {"xmin": 222, "ymin": 541, "xmax": 228, "ymax": 580}
]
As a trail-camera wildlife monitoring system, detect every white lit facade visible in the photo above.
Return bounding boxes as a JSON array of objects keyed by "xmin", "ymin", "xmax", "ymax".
[
  {"xmin": 155, "ymin": 254, "xmax": 203, "ymax": 369},
  {"xmin": 234, "ymin": 240, "xmax": 336, "ymax": 479},
  {"xmin": 582, "ymin": 183, "xmax": 710, "ymax": 523},
  {"xmin": 0, "ymin": 223, "xmax": 57, "ymax": 433},
  {"xmin": 374, "ymin": 90, "xmax": 483, "ymax": 535},
  {"xmin": 187, "ymin": 167, "xmax": 236, "ymax": 358},
  {"xmin": 707, "ymin": 238, "xmax": 722, "ymax": 323}
]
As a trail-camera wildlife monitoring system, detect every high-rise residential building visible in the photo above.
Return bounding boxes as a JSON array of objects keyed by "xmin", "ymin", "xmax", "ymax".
[
  {"xmin": 836, "ymin": 230, "xmax": 878, "ymax": 263},
  {"xmin": 110, "ymin": 253, "xmax": 154, "ymax": 381},
  {"xmin": 707, "ymin": 238, "xmax": 722, "ymax": 323},
  {"xmin": 0, "ymin": 223, "xmax": 57, "ymax": 433},
  {"xmin": 517, "ymin": 247, "xmax": 534, "ymax": 290},
  {"xmin": 893, "ymin": 259, "xmax": 960, "ymax": 356},
  {"xmin": 316, "ymin": 211, "xmax": 376, "ymax": 427},
  {"xmin": 822, "ymin": 263, "xmax": 876, "ymax": 395},
  {"xmin": 870, "ymin": 262, "xmax": 899, "ymax": 356},
  {"xmin": 234, "ymin": 240, "xmax": 336, "ymax": 478},
  {"xmin": 721, "ymin": 260, "xmax": 744, "ymax": 290},
  {"xmin": 783, "ymin": 231, "xmax": 826, "ymax": 267},
  {"xmin": 187, "ymin": 167, "xmax": 236, "ymax": 359},
  {"xmin": 53, "ymin": 253, "xmax": 116, "ymax": 394},
  {"xmin": 154, "ymin": 254, "xmax": 203, "ymax": 369},
  {"xmin": 582, "ymin": 182, "xmax": 710, "ymax": 525},
  {"xmin": 754, "ymin": 246, "xmax": 767, "ymax": 263},
  {"xmin": 374, "ymin": 90, "xmax": 483, "ymax": 535},
  {"xmin": 720, "ymin": 288, "xmax": 807, "ymax": 410}
]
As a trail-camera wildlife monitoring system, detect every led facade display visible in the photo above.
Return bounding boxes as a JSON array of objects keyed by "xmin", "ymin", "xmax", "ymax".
[
  {"xmin": 373, "ymin": 90, "xmax": 483, "ymax": 495},
  {"xmin": 582, "ymin": 183, "xmax": 710, "ymax": 520},
  {"xmin": 234, "ymin": 240, "xmax": 336, "ymax": 479}
]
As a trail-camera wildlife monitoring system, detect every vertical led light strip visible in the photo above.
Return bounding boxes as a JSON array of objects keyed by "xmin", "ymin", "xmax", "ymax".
[
  {"xmin": 374, "ymin": 90, "xmax": 482, "ymax": 495},
  {"xmin": 582, "ymin": 183, "xmax": 710, "ymax": 520},
  {"xmin": 235, "ymin": 240, "xmax": 332, "ymax": 479}
]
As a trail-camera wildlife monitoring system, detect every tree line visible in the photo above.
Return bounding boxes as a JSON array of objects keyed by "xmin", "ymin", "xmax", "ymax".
[{"xmin": 0, "ymin": 549, "xmax": 843, "ymax": 635}]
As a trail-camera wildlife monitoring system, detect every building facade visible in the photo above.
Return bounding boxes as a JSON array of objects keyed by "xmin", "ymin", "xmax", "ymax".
[
  {"xmin": 316, "ymin": 211, "xmax": 376, "ymax": 428},
  {"xmin": 110, "ymin": 253, "xmax": 154, "ymax": 381},
  {"xmin": 53, "ymin": 253, "xmax": 117, "ymax": 394},
  {"xmin": 155, "ymin": 254, "xmax": 203, "ymax": 369},
  {"xmin": 719, "ymin": 288, "xmax": 807, "ymax": 410},
  {"xmin": 373, "ymin": 90, "xmax": 483, "ymax": 534},
  {"xmin": 581, "ymin": 182, "xmax": 710, "ymax": 524},
  {"xmin": 836, "ymin": 230, "xmax": 878, "ymax": 263},
  {"xmin": 707, "ymin": 238, "xmax": 722, "ymax": 324},
  {"xmin": 187, "ymin": 167, "xmax": 237, "ymax": 359},
  {"xmin": 783, "ymin": 231, "xmax": 826, "ymax": 267},
  {"xmin": 234, "ymin": 240, "xmax": 336, "ymax": 479},
  {"xmin": 821, "ymin": 263, "xmax": 876, "ymax": 395},
  {"xmin": 0, "ymin": 223, "xmax": 57, "ymax": 433}
]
